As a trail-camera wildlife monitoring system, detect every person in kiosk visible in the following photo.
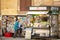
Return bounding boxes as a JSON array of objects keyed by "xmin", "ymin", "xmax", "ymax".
[{"xmin": 13, "ymin": 18, "xmax": 21, "ymax": 37}]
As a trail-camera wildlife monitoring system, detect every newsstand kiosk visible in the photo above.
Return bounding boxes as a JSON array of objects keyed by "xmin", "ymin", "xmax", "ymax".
[{"xmin": 25, "ymin": 6, "xmax": 59, "ymax": 40}]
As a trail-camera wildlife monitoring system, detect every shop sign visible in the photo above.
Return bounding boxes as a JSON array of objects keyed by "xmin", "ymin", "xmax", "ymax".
[
  {"xmin": 29, "ymin": 6, "xmax": 47, "ymax": 11},
  {"xmin": 51, "ymin": 7, "xmax": 59, "ymax": 14},
  {"xmin": 51, "ymin": 7, "xmax": 59, "ymax": 11},
  {"xmin": 25, "ymin": 28, "xmax": 32, "ymax": 39}
]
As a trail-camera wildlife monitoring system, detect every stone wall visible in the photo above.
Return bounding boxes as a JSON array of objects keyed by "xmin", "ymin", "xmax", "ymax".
[
  {"xmin": 32, "ymin": 0, "xmax": 60, "ymax": 6},
  {"xmin": 1, "ymin": 0, "xmax": 18, "ymax": 15}
]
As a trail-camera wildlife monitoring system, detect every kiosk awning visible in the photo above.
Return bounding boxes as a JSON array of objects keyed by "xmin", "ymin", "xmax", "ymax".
[{"xmin": 27, "ymin": 11, "xmax": 48, "ymax": 14}]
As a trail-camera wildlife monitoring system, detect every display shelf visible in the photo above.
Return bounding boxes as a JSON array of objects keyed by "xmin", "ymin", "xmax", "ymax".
[
  {"xmin": 26, "ymin": 14, "xmax": 50, "ymax": 38},
  {"xmin": 1, "ymin": 13, "xmax": 59, "ymax": 38},
  {"xmin": 32, "ymin": 35, "xmax": 50, "ymax": 39},
  {"xmin": 32, "ymin": 27, "xmax": 49, "ymax": 29},
  {"xmin": 2, "ymin": 15, "xmax": 16, "ymax": 33},
  {"xmin": 32, "ymin": 28, "xmax": 50, "ymax": 37},
  {"xmin": 2, "ymin": 15, "xmax": 27, "ymax": 37}
]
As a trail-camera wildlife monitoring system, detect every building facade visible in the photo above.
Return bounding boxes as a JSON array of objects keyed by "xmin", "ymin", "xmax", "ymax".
[{"xmin": 1, "ymin": 0, "xmax": 60, "ymax": 38}]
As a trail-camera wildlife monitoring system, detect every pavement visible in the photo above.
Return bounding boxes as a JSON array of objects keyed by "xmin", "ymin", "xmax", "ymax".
[
  {"xmin": 1, "ymin": 37, "xmax": 25, "ymax": 40},
  {"xmin": 1, "ymin": 37, "xmax": 60, "ymax": 40},
  {"xmin": 1, "ymin": 37, "xmax": 35, "ymax": 40},
  {"xmin": 0, "ymin": 37, "xmax": 47, "ymax": 40}
]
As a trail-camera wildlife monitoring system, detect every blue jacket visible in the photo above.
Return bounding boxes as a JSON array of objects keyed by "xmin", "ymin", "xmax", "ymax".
[{"xmin": 14, "ymin": 21, "xmax": 19, "ymax": 30}]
